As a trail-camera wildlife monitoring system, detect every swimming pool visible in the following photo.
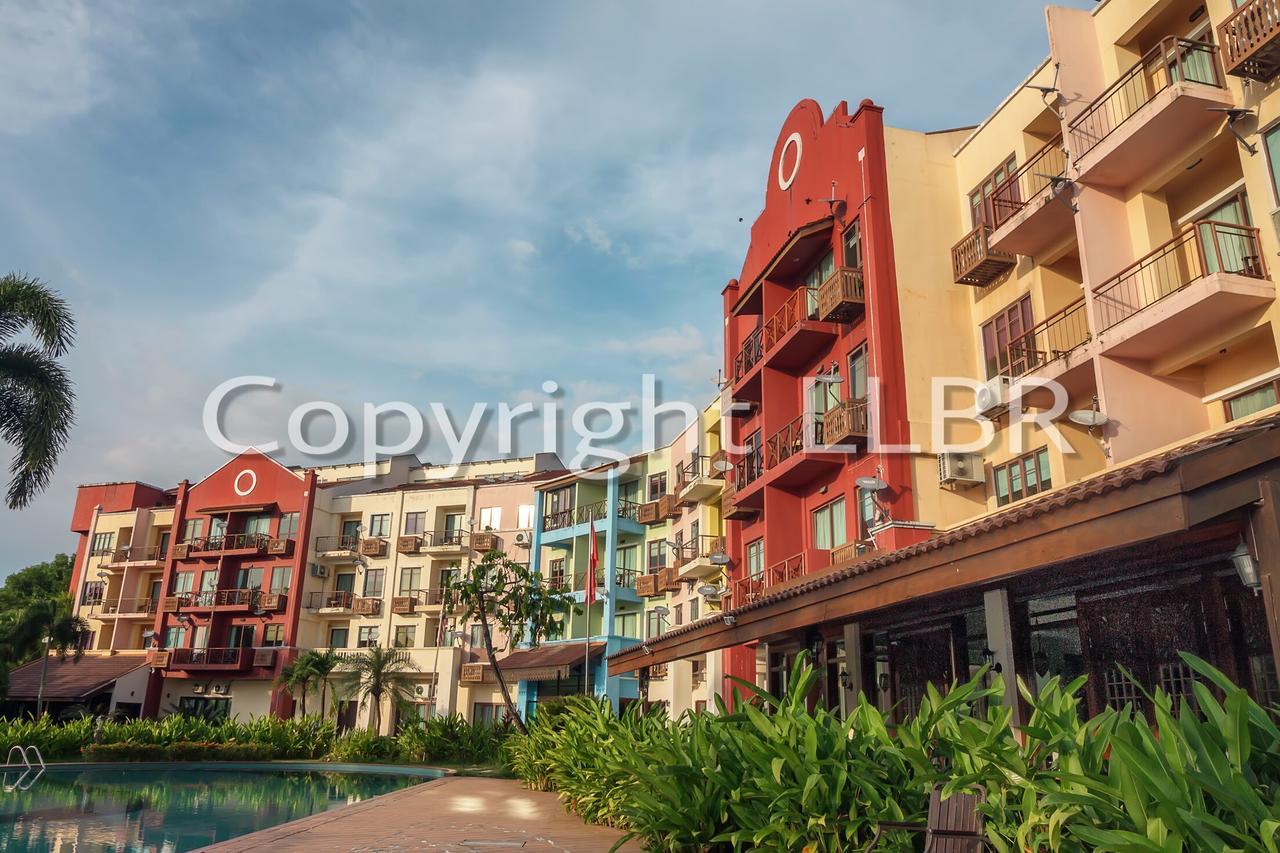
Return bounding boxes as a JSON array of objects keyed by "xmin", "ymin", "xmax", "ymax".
[{"xmin": 0, "ymin": 762, "xmax": 442, "ymax": 851}]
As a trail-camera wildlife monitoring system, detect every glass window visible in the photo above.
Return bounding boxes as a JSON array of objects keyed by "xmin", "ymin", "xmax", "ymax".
[
  {"xmin": 619, "ymin": 480, "xmax": 641, "ymax": 505},
  {"xmin": 860, "ymin": 489, "xmax": 878, "ymax": 537},
  {"xmin": 993, "ymin": 447, "xmax": 1052, "ymax": 506},
  {"xmin": 981, "ymin": 294, "xmax": 1034, "ymax": 379},
  {"xmin": 646, "ymin": 610, "xmax": 664, "ymax": 639},
  {"xmin": 1226, "ymin": 381, "xmax": 1279, "ymax": 421},
  {"xmin": 357, "ymin": 626, "xmax": 379, "ymax": 648},
  {"xmin": 210, "ymin": 517, "xmax": 227, "ymax": 539},
  {"xmin": 472, "ymin": 703, "xmax": 503, "ymax": 725},
  {"xmin": 262, "ymin": 624, "xmax": 284, "ymax": 647},
  {"xmin": 182, "ymin": 519, "xmax": 204, "ymax": 542},
  {"xmin": 517, "ymin": 504, "xmax": 535, "ymax": 529},
  {"xmin": 244, "ymin": 514, "xmax": 271, "ymax": 536},
  {"xmin": 278, "ymin": 512, "xmax": 299, "ymax": 540},
  {"xmin": 235, "ymin": 566, "xmax": 264, "ymax": 590},
  {"xmin": 368, "ymin": 514, "xmax": 390, "ymax": 538},
  {"xmin": 812, "ymin": 498, "xmax": 848, "ymax": 550},
  {"xmin": 647, "ymin": 473, "xmax": 668, "ymax": 501},
  {"xmin": 804, "ymin": 249, "xmax": 836, "ymax": 289},
  {"xmin": 270, "ymin": 566, "xmax": 291, "ymax": 593},
  {"xmin": 746, "ymin": 539, "xmax": 764, "ymax": 578},
  {"xmin": 613, "ymin": 611, "xmax": 639, "ymax": 638},
  {"xmin": 364, "ymin": 568, "xmax": 385, "ymax": 597},
  {"xmin": 399, "ymin": 567, "xmax": 421, "ymax": 595},
  {"xmin": 165, "ymin": 626, "xmax": 187, "ymax": 648},
  {"xmin": 843, "ymin": 220, "xmax": 862, "ymax": 270},
  {"xmin": 341, "ymin": 518, "xmax": 361, "ymax": 539},
  {"xmin": 690, "ymin": 598, "xmax": 700, "ymax": 622},
  {"xmin": 478, "ymin": 507, "xmax": 502, "ymax": 531},
  {"xmin": 469, "ymin": 624, "xmax": 485, "ymax": 649},
  {"xmin": 172, "ymin": 571, "xmax": 194, "ymax": 594},
  {"xmin": 674, "ymin": 603, "xmax": 684, "ymax": 626},
  {"xmin": 848, "ymin": 345, "xmax": 868, "ymax": 401},
  {"xmin": 403, "ymin": 512, "xmax": 426, "ymax": 535},
  {"xmin": 328, "ymin": 626, "xmax": 349, "ymax": 648},
  {"xmin": 90, "ymin": 532, "xmax": 114, "ymax": 555},
  {"xmin": 646, "ymin": 540, "xmax": 666, "ymax": 571},
  {"xmin": 394, "ymin": 625, "xmax": 416, "ymax": 648}
]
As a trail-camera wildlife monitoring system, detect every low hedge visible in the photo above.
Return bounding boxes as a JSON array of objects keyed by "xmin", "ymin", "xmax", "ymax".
[{"xmin": 83, "ymin": 741, "xmax": 278, "ymax": 762}]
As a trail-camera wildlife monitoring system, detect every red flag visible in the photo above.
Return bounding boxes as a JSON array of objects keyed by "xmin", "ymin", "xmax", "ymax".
[{"xmin": 585, "ymin": 507, "xmax": 598, "ymax": 607}]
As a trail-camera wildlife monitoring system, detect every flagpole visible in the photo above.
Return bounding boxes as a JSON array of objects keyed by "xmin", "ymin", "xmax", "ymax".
[{"xmin": 583, "ymin": 507, "xmax": 591, "ymax": 697}]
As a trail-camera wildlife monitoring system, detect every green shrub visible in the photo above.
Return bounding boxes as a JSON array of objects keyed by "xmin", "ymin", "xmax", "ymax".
[
  {"xmin": 395, "ymin": 714, "xmax": 510, "ymax": 765},
  {"xmin": 327, "ymin": 729, "xmax": 399, "ymax": 762},
  {"xmin": 82, "ymin": 740, "xmax": 280, "ymax": 762}
]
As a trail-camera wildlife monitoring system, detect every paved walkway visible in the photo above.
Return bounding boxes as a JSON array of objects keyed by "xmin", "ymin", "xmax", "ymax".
[{"xmin": 199, "ymin": 776, "xmax": 641, "ymax": 853}]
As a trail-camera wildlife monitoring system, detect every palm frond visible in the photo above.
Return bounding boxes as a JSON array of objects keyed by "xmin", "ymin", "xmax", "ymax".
[
  {"xmin": 0, "ymin": 344, "xmax": 75, "ymax": 508},
  {"xmin": 0, "ymin": 273, "xmax": 75, "ymax": 355}
]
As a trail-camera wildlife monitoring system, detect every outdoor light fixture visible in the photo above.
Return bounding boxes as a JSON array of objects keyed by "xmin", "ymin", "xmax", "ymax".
[
  {"xmin": 877, "ymin": 672, "xmax": 890, "ymax": 693},
  {"xmin": 1231, "ymin": 536, "xmax": 1262, "ymax": 592},
  {"xmin": 838, "ymin": 670, "xmax": 853, "ymax": 690},
  {"xmin": 980, "ymin": 647, "xmax": 1003, "ymax": 674}
]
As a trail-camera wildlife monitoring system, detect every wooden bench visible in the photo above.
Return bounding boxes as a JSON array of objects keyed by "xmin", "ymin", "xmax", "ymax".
[{"xmin": 866, "ymin": 786, "xmax": 986, "ymax": 852}]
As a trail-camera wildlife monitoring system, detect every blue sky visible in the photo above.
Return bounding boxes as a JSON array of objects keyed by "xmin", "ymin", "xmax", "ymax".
[{"xmin": 0, "ymin": 0, "xmax": 1091, "ymax": 575}]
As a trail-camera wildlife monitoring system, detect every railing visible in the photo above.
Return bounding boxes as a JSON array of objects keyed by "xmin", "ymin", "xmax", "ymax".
[
  {"xmin": 816, "ymin": 267, "xmax": 866, "ymax": 322},
  {"xmin": 763, "ymin": 287, "xmax": 819, "ymax": 351},
  {"xmin": 98, "ymin": 597, "xmax": 157, "ymax": 615},
  {"xmin": 765, "ymin": 413, "xmax": 822, "ymax": 469},
  {"xmin": 1069, "ymin": 37, "xmax": 1222, "ymax": 161},
  {"xmin": 316, "ymin": 534, "xmax": 360, "ymax": 552},
  {"xmin": 186, "ymin": 533, "xmax": 269, "ymax": 554},
  {"xmin": 673, "ymin": 535, "xmax": 727, "ymax": 568},
  {"xmin": 733, "ymin": 328, "xmax": 764, "ymax": 382},
  {"xmin": 676, "ymin": 454, "xmax": 721, "ymax": 487},
  {"xmin": 81, "ymin": 582, "xmax": 105, "ymax": 606},
  {"xmin": 616, "ymin": 566, "xmax": 639, "ymax": 588},
  {"xmin": 429, "ymin": 529, "xmax": 468, "ymax": 547},
  {"xmin": 306, "ymin": 590, "xmax": 355, "ymax": 610},
  {"xmin": 731, "ymin": 553, "xmax": 807, "ymax": 606},
  {"xmin": 952, "ymin": 224, "xmax": 1014, "ymax": 286},
  {"xmin": 992, "ymin": 298, "xmax": 1090, "ymax": 379},
  {"xmin": 354, "ymin": 596, "xmax": 383, "ymax": 616},
  {"xmin": 109, "ymin": 545, "xmax": 166, "ymax": 564},
  {"xmin": 822, "ymin": 398, "xmax": 870, "ymax": 446},
  {"xmin": 168, "ymin": 647, "xmax": 247, "ymax": 668},
  {"xmin": 543, "ymin": 498, "xmax": 642, "ymax": 531},
  {"xmin": 1093, "ymin": 221, "xmax": 1266, "ymax": 332},
  {"xmin": 991, "ymin": 135, "xmax": 1066, "ymax": 228},
  {"xmin": 730, "ymin": 453, "xmax": 763, "ymax": 491},
  {"xmin": 1220, "ymin": 0, "xmax": 1280, "ymax": 81}
]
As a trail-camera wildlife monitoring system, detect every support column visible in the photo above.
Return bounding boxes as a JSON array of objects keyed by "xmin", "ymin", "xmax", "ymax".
[
  {"xmin": 842, "ymin": 622, "xmax": 863, "ymax": 714},
  {"xmin": 1253, "ymin": 481, "xmax": 1280, "ymax": 675},
  {"xmin": 984, "ymin": 588, "xmax": 1023, "ymax": 726},
  {"xmin": 601, "ymin": 474, "xmax": 621, "ymax": 711},
  {"xmin": 703, "ymin": 651, "xmax": 723, "ymax": 711}
]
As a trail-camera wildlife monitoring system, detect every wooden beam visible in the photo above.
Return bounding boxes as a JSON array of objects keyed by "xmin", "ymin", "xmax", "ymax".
[{"xmin": 1252, "ymin": 480, "xmax": 1280, "ymax": 675}]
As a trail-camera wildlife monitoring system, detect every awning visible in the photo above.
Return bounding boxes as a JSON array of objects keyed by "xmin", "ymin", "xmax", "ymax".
[
  {"xmin": 733, "ymin": 217, "xmax": 833, "ymax": 315},
  {"xmin": 6, "ymin": 653, "xmax": 149, "ymax": 701},
  {"xmin": 497, "ymin": 642, "xmax": 605, "ymax": 681},
  {"xmin": 194, "ymin": 503, "xmax": 276, "ymax": 515},
  {"xmin": 610, "ymin": 411, "xmax": 1280, "ymax": 674}
]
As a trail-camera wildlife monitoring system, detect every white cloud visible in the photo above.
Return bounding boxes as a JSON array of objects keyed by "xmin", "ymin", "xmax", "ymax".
[{"xmin": 507, "ymin": 239, "xmax": 538, "ymax": 259}]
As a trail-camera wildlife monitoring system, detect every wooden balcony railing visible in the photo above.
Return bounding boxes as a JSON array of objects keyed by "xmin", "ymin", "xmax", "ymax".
[
  {"xmin": 635, "ymin": 573, "xmax": 660, "ymax": 597},
  {"xmin": 989, "ymin": 298, "xmax": 1090, "ymax": 380},
  {"xmin": 354, "ymin": 596, "xmax": 383, "ymax": 616},
  {"xmin": 305, "ymin": 590, "xmax": 355, "ymax": 610},
  {"xmin": 359, "ymin": 537, "xmax": 388, "ymax": 557},
  {"xmin": 181, "ymin": 533, "xmax": 270, "ymax": 555},
  {"xmin": 733, "ymin": 328, "xmax": 764, "ymax": 382},
  {"xmin": 427, "ymin": 529, "xmax": 468, "ymax": 548},
  {"xmin": 267, "ymin": 537, "xmax": 293, "ymax": 556},
  {"xmin": 316, "ymin": 534, "xmax": 360, "ymax": 553},
  {"xmin": 167, "ymin": 647, "xmax": 248, "ymax": 669},
  {"xmin": 822, "ymin": 398, "xmax": 869, "ymax": 447},
  {"xmin": 990, "ymin": 135, "xmax": 1067, "ymax": 229},
  {"xmin": 108, "ymin": 544, "xmax": 166, "ymax": 564},
  {"xmin": 471, "ymin": 532, "xmax": 500, "ymax": 552},
  {"xmin": 98, "ymin": 597, "xmax": 158, "ymax": 615},
  {"xmin": 763, "ymin": 287, "xmax": 820, "ymax": 351},
  {"xmin": 1220, "ymin": 0, "xmax": 1280, "ymax": 82},
  {"xmin": 816, "ymin": 267, "xmax": 866, "ymax": 323},
  {"xmin": 676, "ymin": 454, "xmax": 724, "ymax": 487},
  {"xmin": 952, "ymin": 224, "xmax": 1015, "ymax": 286},
  {"xmin": 658, "ymin": 565, "xmax": 682, "ymax": 592},
  {"xmin": 1093, "ymin": 221, "xmax": 1266, "ymax": 332},
  {"xmin": 672, "ymin": 535, "xmax": 727, "ymax": 569},
  {"xmin": 1069, "ymin": 37, "xmax": 1222, "ymax": 161},
  {"xmin": 731, "ymin": 553, "xmax": 806, "ymax": 607},
  {"xmin": 765, "ymin": 413, "xmax": 822, "ymax": 469}
]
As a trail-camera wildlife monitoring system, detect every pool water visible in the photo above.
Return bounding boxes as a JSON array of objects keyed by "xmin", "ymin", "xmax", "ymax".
[{"xmin": 0, "ymin": 762, "xmax": 439, "ymax": 852}]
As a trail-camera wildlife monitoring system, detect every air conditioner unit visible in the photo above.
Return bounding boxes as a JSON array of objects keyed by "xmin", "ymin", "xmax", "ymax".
[
  {"xmin": 975, "ymin": 376, "xmax": 1011, "ymax": 415},
  {"xmin": 310, "ymin": 563, "xmax": 329, "ymax": 578},
  {"xmin": 192, "ymin": 683, "xmax": 205, "ymax": 695},
  {"xmin": 514, "ymin": 531, "xmax": 531, "ymax": 547},
  {"xmin": 415, "ymin": 685, "xmax": 426, "ymax": 696},
  {"xmin": 938, "ymin": 452, "xmax": 985, "ymax": 488},
  {"xmin": 211, "ymin": 683, "xmax": 227, "ymax": 695}
]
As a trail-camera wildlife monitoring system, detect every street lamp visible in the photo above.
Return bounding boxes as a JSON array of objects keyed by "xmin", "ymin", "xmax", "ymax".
[{"xmin": 35, "ymin": 634, "xmax": 53, "ymax": 719}]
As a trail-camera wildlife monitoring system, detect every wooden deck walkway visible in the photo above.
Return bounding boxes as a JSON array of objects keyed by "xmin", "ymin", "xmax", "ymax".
[{"xmin": 198, "ymin": 775, "xmax": 641, "ymax": 852}]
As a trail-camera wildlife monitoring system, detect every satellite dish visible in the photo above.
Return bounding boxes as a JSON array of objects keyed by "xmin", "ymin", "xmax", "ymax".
[
  {"xmin": 856, "ymin": 476, "xmax": 888, "ymax": 492},
  {"xmin": 709, "ymin": 552, "xmax": 732, "ymax": 566},
  {"xmin": 1068, "ymin": 409, "xmax": 1109, "ymax": 428},
  {"xmin": 697, "ymin": 584, "xmax": 722, "ymax": 598},
  {"xmin": 711, "ymin": 458, "xmax": 734, "ymax": 473},
  {"xmin": 653, "ymin": 605, "xmax": 670, "ymax": 617}
]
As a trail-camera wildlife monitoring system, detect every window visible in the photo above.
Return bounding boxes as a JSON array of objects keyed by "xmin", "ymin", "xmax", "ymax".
[
  {"xmin": 1225, "ymin": 380, "xmax": 1280, "ymax": 421},
  {"xmin": 548, "ymin": 557, "xmax": 566, "ymax": 587},
  {"xmin": 993, "ymin": 447, "xmax": 1052, "ymax": 506},
  {"xmin": 1265, "ymin": 125, "xmax": 1280, "ymax": 206},
  {"xmin": 81, "ymin": 581, "xmax": 104, "ymax": 605},
  {"xmin": 262, "ymin": 624, "xmax": 284, "ymax": 647},
  {"xmin": 616, "ymin": 545, "xmax": 637, "ymax": 586},
  {"xmin": 328, "ymin": 626, "xmax": 349, "ymax": 648},
  {"xmin": 399, "ymin": 566, "xmax": 421, "ymax": 595},
  {"xmin": 165, "ymin": 626, "xmax": 187, "ymax": 648},
  {"xmin": 690, "ymin": 598, "xmax": 700, "ymax": 622},
  {"xmin": 469, "ymin": 624, "xmax": 485, "ymax": 649},
  {"xmin": 843, "ymin": 220, "xmax": 862, "ymax": 270},
  {"xmin": 90, "ymin": 532, "xmax": 114, "ymax": 555},
  {"xmin": 619, "ymin": 480, "xmax": 641, "ymax": 505},
  {"xmin": 341, "ymin": 518, "xmax": 361, "ymax": 539},
  {"xmin": 812, "ymin": 498, "xmax": 848, "ymax": 550},
  {"xmin": 368, "ymin": 514, "xmax": 390, "ymax": 538},
  {"xmin": 278, "ymin": 512, "xmax": 299, "ymax": 540},
  {"xmin": 270, "ymin": 566, "xmax": 291, "ymax": 593},
  {"xmin": 364, "ymin": 568, "xmax": 385, "ymax": 597},
  {"xmin": 646, "ymin": 540, "xmax": 667, "ymax": 571},
  {"xmin": 228, "ymin": 625, "xmax": 254, "ymax": 648},
  {"xmin": 244, "ymin": 514, "xmax": 271, "ymax": 536},
  {"xmin": 357, "ymin": 626, "xmax": 379, "ymax": 648},
  {"xmin": 472, "ymin": 703, "xmax": 504, "ymax": 725},
  {"xmin": 210, "ymin": 517, "xmax": 227, "ymax": 539},
  {"xmin": 860, "ymin": 489, "xmax": 879, "ymax": 538},
  {"xmin": 647, "ymin": 473, "xmax": 668, "ymax": 501},
  {"xmin": 438, "ymin": 565, "xmax": 459, "ymax": 591},
  {"xmin": 235, "ymin": 566, "xmax": 264, "ymax": 590},
  {"xmin": 848, "ymin": 345, "xmax": 868, "ymax": 401},
  {"xmin": 517, "ymin": 504, "xmax": 535, "ymax": 529},
  {"xmin": 199, "ymin": 569, "xmax": 217, "ymax": 594},
  {"xmin": 546, "ymin": 486, "xmax": 574, "ymax": 515},
  {"xmin": 478, "ymin": 507, "xmax": 502, "ymax": 531},
  {"xmin": 746, "ymin": 539, "xmax": 764, "ymax": 578},
  {"xmin": 613, "ymin": 611, "xmax": 639, "ymax": 637},
  {"xmin": 646, "ymin": 610, "xmax": 664, "ymax": 639},
  {"xmin": 182, "ymin": 519, "xmax": 204, "ymax": 542},
  {"xmin": 403, "ymin": 511, "xmax": 425, "ymax": 535},
  {"xmin": 981, "ymin": 294, "xmax": 1034, "ymax": 379},
  {"xmin": 172, "ymin": 571, "xmax": 194, "ymax": 594},
  {"xmin": 804, "ymin": 249, "xmax": 836, "ymax": 290},
  {"xmin": 394, "ymin": 625, "xmax": 416, "ymax": 648},
  {"xmin": 969, "ymin": 153, "xmax": 1017, "ymax": 228},
  {"xmin": 674, "ymin": 603, "xmax": 684, "ymax": 626}
]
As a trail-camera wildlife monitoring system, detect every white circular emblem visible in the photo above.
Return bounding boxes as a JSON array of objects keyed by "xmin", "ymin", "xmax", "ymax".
[
  {"xmin": 233, "ymin": 469, "xmax": 257, "ymax": 497},
  {"xmin": 777, "ymin": 132, "xmax": 802, "ymax": 190}
]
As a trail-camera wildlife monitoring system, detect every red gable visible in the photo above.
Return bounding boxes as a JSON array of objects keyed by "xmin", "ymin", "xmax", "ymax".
[{"xmin": 185, "ymin": 448, "xmax": 307, "ymax": 516}]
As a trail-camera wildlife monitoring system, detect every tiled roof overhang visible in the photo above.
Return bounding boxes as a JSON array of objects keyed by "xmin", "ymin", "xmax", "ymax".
[{"xmin": 609, "ymin": 413, "xmax": 1280, "ymax": 674}]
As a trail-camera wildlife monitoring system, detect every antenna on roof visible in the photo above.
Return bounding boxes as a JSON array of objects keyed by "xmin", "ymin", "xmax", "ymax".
[
  {"xmin": 1024, "ymin": 62, "xmax": 1062, "ymax": 114},
  {"xmin": 1208, "ymin": 107, "xmax": 1258, "ymax": 156}
]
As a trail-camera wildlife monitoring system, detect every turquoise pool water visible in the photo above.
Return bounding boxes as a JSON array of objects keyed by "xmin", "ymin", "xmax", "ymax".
[{"xmin": 0, "ymin": 762, "xmax": 440, "ymax": 851}]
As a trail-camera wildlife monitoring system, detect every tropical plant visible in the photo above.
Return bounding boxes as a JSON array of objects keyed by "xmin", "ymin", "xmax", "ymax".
[
  {"xmin": 0, "ymin": 273, "xmax": 76, "ymax": 509},
  {"xmin": 276, "ymin": 655, "xmax": 317, "ymax": 717},
  {"xmin": 302, "ymin": 648, "xmax": 343, "ymax": 718},
  {"xmin": 397, "ymin": 713, "xmax": 511, "ymax": 765},
  {"xmin": 447, "ymin": 550, "xmax": 578, "ymax": 734},
  {"xmin": 328, "ymin": 728, "xmax": 400, "ymax": 762},
  {"xmin": 335, "ymin": 646, "xmax": 419, "ymax": 733}
]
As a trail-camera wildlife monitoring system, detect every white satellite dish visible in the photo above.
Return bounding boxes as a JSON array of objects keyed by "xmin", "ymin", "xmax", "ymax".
[
  {"xmin": 856, "ymin": 476, "xmax": 888, "ymax": 492},
  {"xmin": 711, "ymin": 458, "xmax": 734, "ymax": 473},
  {"xmin": 709, "ymin": 552, "xmax": 732, "ymax": 566},
  {"xmin": 697, "ymin": 584, "xmax": 722, "ymax": 598},
  {"xmin": 653, "ymin": 605, "xmax": 670, "ymax": 617},
  {"xmin": 1068, "ymin": 409, "xmax": 1109, "ymax": 428}
]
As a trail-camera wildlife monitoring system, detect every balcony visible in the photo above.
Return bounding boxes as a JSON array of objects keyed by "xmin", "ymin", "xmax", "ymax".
[
  {"xmin": 732, "ymin": 327, "xmax": 764, "ymax": 393},
  {"xmin": 1068, "ymin": 38, "xmax": 1230, "ymax": 188},
  {"xmin": 267, "ymin": 537, "xmax": 293, "ymax": 557},
  {"xmin": 994, "ymin": 297, "xmax": 1094, "ymax": 399},
  {"xmin": 316, "ymin": 534, "xmax": 360, "ymax": 560},
  {"xmin": 542, "ymin": 499, "xmax": 642, "ymax": 532},
  {"xmin": 359, "ymin": 537, "xmax": 388, "ymax": 558},
  {"xmin": 164, "ymin": 647, "xmax": 250, "ymax": 671},
  {"xmin": 423, "ymin": 530, "xmax": 469, "ymax": 554},
  {"xmin": 180, "ymin": 533, "xmax": 270, "ymax": 559},
  {"xmin": 397, "ymin": 535, "xmax": 422, "ymax": 554},
  {"xmin": 816, "ymin": 267, "xmax": 866, "ymax": 323},
  {"xmin": 635, "ymin": 573, "xmax": 660, "ymax": 597},
  {"xmin": 637, "ymin": 501, "xmax": 661, "ymax": 524},
  {"xmin": 1220, "ymin": 0, "xmax": 1280, "ymax": 82},
  {"xmin": 674, "ymin": 535, "xmax": 728, "ymax": 581},
  {"xmin": 95, "ymin": 597, "xmax": 157, "ymax": 618},
  {"xmin": 676, "ymin": 455, "xmax": 725, "ymax": 505},
  {"xmin": 391, "ymin": 594, "xmax": 418, "ymax": 614},
  {"xmin": 762, "ymin": 286, "xmax": 839, "ymax": 370},
  {"xmin": 471, "ymin": 532, "xmax": 500, "ymax": 552},
  {"xmin": 989, "ymin": 136, "xmax": 1074, "ymax": 258},
  {"xmin": 106, "ymin": 545, "xmax": 166, "ymax": 567},
  {"xmin": 658, "ymin": 565, "xmax": 682, "ymax": 593},
  {"xmin": 354, "ymin": 596, "xmax": 383, "ymax": 616},
  {"xmin": 180, "ymin": 588, "xmax": 261, "ymax": 612},
  {"xmin": 764, "ymin": 412, "xmax": 846, "ymax": 487},
  {"xmin": 1093, "ymin": 221, "xmax": 1273, "ymax": 361},
  {"xmin": 822, "ymin": 398, "xmax": 869, "ymax": 449},
  {"xmin": 952, "ymin": 224, "xmax": 1015, "ymax": 286},
  {"xmin": 730, "ymin": 553, "xmax": 806, "ymax": 608},
  {"xmin": 306, "ymin": 590, "xmax": 355, "ymax": 615},
  {"xmin": 721, "ymin": 457, "xmax": 763, "ymax": 521}
]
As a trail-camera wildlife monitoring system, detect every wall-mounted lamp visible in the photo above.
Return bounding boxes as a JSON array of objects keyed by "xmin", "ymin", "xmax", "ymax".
[
  {"xmin": 722, "ymin": 615, "xmax": 736, "ymax": 627},
  {"xmin": 877, "ymin": 672, "xmax": 890, "ymax": 693},
  {"xmin": 1231, "ymin": 536, "xmax": 1262, "ymax": 592},
  {"xmin": 838, "ymin": 670, "xmax": 853, "ymax": 690},
  {"xmin": 980, "ymin": 647, "xmax": 1004, "ymax": 675}
]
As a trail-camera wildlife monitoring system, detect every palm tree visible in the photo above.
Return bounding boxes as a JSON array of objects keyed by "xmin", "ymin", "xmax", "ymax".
[
  {"xmin": 0, "ymin": 273, "xmax": 76, "ymax": 509},
  {"xmin": 303, "ymin": 648, "xmax": 343, "ymax": 718},
  {"xmin": 0, "ymin": 595, "xmax": 90, "ymax": 715},
  {"xmin": 337, "ymin": 646, "xmax": 418, "ymax": 733},
  {"xmin": 275, "ymin": 656, "xmax": 316, "ymax": 717}
]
